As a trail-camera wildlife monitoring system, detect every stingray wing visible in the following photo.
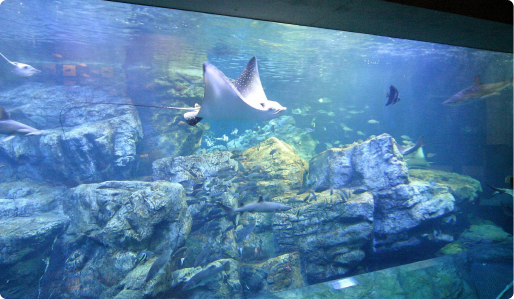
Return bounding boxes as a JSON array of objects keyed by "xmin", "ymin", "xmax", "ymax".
[
  {"xmin": 233, "ymin": 57, "xmax": 269, "ymax": 107},
  {"xmin": 197, "ymin": 61, "xmax": 266, "ymax": 121}
]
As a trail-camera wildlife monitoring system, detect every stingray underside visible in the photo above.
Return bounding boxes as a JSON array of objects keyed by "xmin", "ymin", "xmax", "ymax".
[{"xmin": 185, "ymin": 57, "xmax": 274, "ymax": 125}]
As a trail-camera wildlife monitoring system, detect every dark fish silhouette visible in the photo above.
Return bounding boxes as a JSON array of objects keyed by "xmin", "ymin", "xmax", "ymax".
[
  {"xmin": 145, "ymin": 248, "xmax": 172, "ymax": 282},
  {"xmin": 235, "ymin": 220, "xmax": 256, "ymax": 242},
  {"xmin": 194, "ymin": 241, "xmax": 212, "ymax": 267},
  {"xmin": 182, "ymin": 261, "xmax": 230, "ymax": 291},
  {"xmin": 385, "ymin": 85, "xmax": 400, "ymax": 106}
]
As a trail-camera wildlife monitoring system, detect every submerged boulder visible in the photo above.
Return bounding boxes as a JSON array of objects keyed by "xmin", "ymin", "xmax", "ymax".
[
  {"xmin": 308, "ymin": 134, "xmax": 472, "ymax": 259},
  {"xmin": 57, "ymin": 180, "xmax": 191, "ymax": 299},
  {"xmin": 239, "ymin": 137, "xmax": 308, "ymax": 198},
  {"xmin": 373, "ymin": 182, "xmax": 456, "ymax": 254},
  {"xmin": 0, "ymin": 83, "xmax": 143, "ymax": 184},
  {"xmin": 0, "ymin": 180, "xmax": 68, "ymax": 299},
  {"xmin": 309, "ymin": 133, "xmax": 409, "ymax": 192},
  {"xmin": 239, "ymin": 252, "xmax": 304, "ymax": 295},
  {"xmin": 409, "ymin": 168, "xmax": 482, "ymax": 202},
  {"xmin": 272, "ymin": 190, "xmax": 374, "ymax": 283}
]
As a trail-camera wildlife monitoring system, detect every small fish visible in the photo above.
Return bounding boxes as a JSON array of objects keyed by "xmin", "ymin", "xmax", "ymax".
[
  {"xmin": 182, "ymin": 261, "xmax": 230, "ymax": 291},
  {"xmin": 426, "ymin": 153, "xmax": 437, "ymax": 158},
  {"xmin": 352, "ymin": 188, "xmax": 367, "ymax": 195},
  {"xmin": 135, "ymin": 250, "xmax": 155, "ymax": 264},
  {"xmin": 304, "ymin": 128, "xmax": 315, "ymax": 134},
  {"xmin": 235, "ymin": 220, "xmax": 256, "ymax": 242},
  {"xmin": 400, "ymin": 135, "xmax": 412, "ymax": 140},
  {"xmin": 82, "ymin": 73, "xmax": 89, "ymax": 78},
  {"xmin": 78, "ymin": 63, "xmax": 87, "ymax": 67},
  {"xmin": 348, "ymin": 110, "xmax": 364, "ymax": 114},
  {"xmin": 287, "ymin": 196, "xmax": 297, "ymax": 203},
  {"xmin": 53, "ymin": 53, "xmax": 62, "ymax": 58},
  {"xmin": 340, "ymin": 124, "xmax": 353, "ymax": 132},
  {"xmin": 385, "ymin": 85, "xmax": 401, "ymax": 106},
  {"xmin": 303, "ymin": 193, "xmax": 310, "ymax": 202},
  {"xmin": 269, "ymin": 149, "xmax": 277, "ymax": 156},
  {"xmin": 194, "ymin": 242, "xmax": 212, "ymax": 267},
  {"xmin": 245, "ymin": 173, "xmax": 267, "ymax": 180},
  {"xmin": 145, "ymin": 248, "xmax": 172, "ymax": 282},
  {"xmin": 368, "ymin": 119, "xmax": 379, "ymax": 124},
  {"xmin": 357, "ymin": 131, "xmax": 365, "ymax": 136}
]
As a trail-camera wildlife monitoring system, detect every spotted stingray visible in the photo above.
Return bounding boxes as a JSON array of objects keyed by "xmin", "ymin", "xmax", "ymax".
[{"xmin": 184, "ymin": 57, "xmax": 287, "ymax": 126}]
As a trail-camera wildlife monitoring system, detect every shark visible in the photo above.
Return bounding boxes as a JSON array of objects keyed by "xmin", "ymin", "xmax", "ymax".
[
  {"xmin": 443, "ymin": 75, "xmax": 513, "ymax": 105},
  {"xmin": 219, "ymin": 195, "xmax": 292, "ymax": 214},
  {"xmin": 0, "ymin": 106, "xmax": 45, "ymax": 142},
  {"xmin": 0, "ymin": 52, "xmax": 40, "ymax": 77},
  {"xmin": 184, "ymin": 57, "xmax": 287, "ymax": 126}
]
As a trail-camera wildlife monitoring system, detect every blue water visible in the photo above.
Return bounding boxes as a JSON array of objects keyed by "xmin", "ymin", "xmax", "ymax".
[{"xmin": 0, "ymin": 0, "xmax": 512, "ymax": 298}]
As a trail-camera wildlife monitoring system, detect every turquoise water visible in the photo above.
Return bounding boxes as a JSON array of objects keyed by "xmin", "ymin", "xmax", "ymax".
[{"xmin": 0, "ymin": 0, "xmax": 512, "ymax": 298}]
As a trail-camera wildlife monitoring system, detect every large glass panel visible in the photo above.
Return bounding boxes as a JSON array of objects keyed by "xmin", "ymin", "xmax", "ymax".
[{"xmin": 0, "ymin": 1, "xmax": 511, "ymax": 298}]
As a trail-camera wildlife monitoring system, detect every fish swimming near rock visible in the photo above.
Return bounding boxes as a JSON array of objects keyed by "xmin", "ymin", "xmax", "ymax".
[
  {"xmin": 0, "ymin": 52, "xmax": 40, "ymax": 77},
  {"xmin": 487, "ymin": 184, "xmax": 513, "ymax": 197},
  {"xmin": 218, "ymin": 195, "xmax": 292, "ymax": 213},
  {"xmin": 182, "ymin": 261, "xmax": 230, "ymax": 291},
  {"xmin": 385, "ymin": 85, "xmax": 400, "ymax": 106},
  {"xmin": 0, "ymin": 106, "xmax": 45, "ymax": 142},
  {"xmin": 443, "ymin": 75, "xmax": 513, "ymax": 105},
  {"xmin": 184, "ymin": 57, "xmax": 287, "ymax": 126},
  {"xmin": 404, "ymin": 146, "xmax": 432, "ymax": 169},
  {"xmin": 135, "ymin": 250, "xmax": 155, "ymax": 264},
  {"xmin": 145, "ymin": 248, "xmax": 172, "ymax": 283},
  {"xmin": 235, "ymin": 219, "xmax": 256, "ymax": 242},
  {"xmin": 396, "ymin": 135, "xmax": 424, "ymax": 156}
]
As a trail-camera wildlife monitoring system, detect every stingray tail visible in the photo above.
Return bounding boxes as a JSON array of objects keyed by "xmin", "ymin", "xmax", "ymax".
[{"xmin": 184, "ymin": 111, "xmax": 203, "ymax": 126}]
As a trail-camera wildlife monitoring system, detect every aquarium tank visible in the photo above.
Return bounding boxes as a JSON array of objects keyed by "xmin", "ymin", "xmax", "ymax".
[{"xmin": 0, "ymin": 0, "xmax": 512, "ymax": 298}]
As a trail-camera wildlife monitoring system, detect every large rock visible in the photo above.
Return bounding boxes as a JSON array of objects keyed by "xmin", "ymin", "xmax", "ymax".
[
  {"xmin": 240, "ymin": 252, "xmax": 304, "ymax": 295},
  {"xmin": 168, "ymin": 259, "xmax": 242, "ymax": 299},
  {"xmin": 439, "ymin": 223, "xmax": 513, "ymax": 263},
  {"xmin": 0, "ymin": 84, "xmax": 143, "ymax": 184},
  {"xmin": 410, "ymin": 169, "xmax": 482, "ymax": 202},
  {"xmin": 0, "ymin": 180, "xmax": 69, "ymax": 299},
  {"xmin": 273, "ymin": 190, "xmax": 374, "ymax": 283},
  {"xmin": 239, "ymin": 137, "xmax": 308, "ymax": 198},
  {"xmin": 373, "ymin": 182, "xmax": 456, "ymax": 254},
  {"xmin": 308, "ymin": 134, "xmax": 467, "ymax": 258},
  {"xmin": 153, "ymin": 150, "xmax": 236, "ymax": 184},
  {"xmin": 309, "ymin": 133, "xmax": 409, "ymax": 192},
  {"xmin": 55, "ymin": 180, "xmax": 191, "ymax": 299}
]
